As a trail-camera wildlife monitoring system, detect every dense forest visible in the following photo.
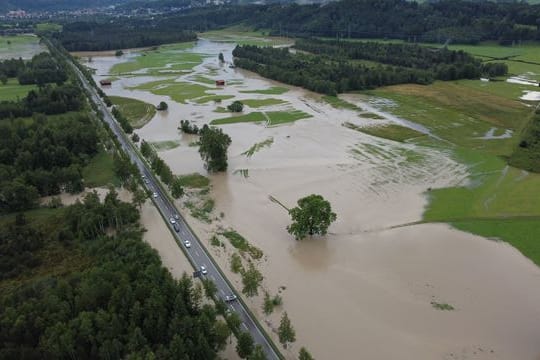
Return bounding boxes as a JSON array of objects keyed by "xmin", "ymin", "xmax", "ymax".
[
  {"xmin": 169, "ymin": 0, "xmax": 540, "ymax": 44},
  {"xmin": 232, "ymin": 43, "xmax": 502, "ymax": 95},
  {"xmin": 0, "ymin": 193, "xmax": 228, "ymax": 359},
  {"xmin": 0, "ymin": 112, "xmax": 98, "ymax": 212},
  {"xmin": 0, "ymin": 52, "xmax": 67, "ymax": 86},
  {"xmin": 57, "ymin": 21, "xmax": 197, "ymax": 51},
  {"xmin": 294, "ymin": 39, "xmax": 508, "ymax": 78}
]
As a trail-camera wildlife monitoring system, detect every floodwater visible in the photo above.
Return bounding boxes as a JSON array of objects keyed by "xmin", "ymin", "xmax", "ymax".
[{"xmin": 83, "ymin": 40, "xmax": 540, "ymax": 360}]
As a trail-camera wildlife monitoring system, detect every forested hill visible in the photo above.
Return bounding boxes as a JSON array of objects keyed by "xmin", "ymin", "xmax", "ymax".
[
  {"xmin": 0, "ymin": 0, "xmax": 132, "ymax": 12},
  {"xmin": 172, "ymin": 0, "xmax": 540, "ymax": 44}
]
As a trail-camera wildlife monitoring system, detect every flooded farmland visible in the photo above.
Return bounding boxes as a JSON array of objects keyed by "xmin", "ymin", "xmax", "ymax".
[{"xmin": 81, "ymin": 39, "xmax": 540, "ymax": 360}]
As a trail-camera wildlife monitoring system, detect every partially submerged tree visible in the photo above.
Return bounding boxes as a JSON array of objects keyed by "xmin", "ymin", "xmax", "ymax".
[
  {"xmin": 287, "ymin": 194, "xmax": 336, "ymax": 240},
  {"xmin": 299, "ymin": 347, "xmax": 314, "ymax": 360},
  {"xmin": 198, "ymin": 125, "xmax": 232, "ymax": 172},
  {"xmin": 218, "ymin": 52, "xmax": 225, "ymax": 63},
  {"xmin": 227, "ymin": 100, "xmax": 244, "ymax": 112},
  {"xmin": 278, "ymin": 312, "xmax": 296, "ymax": 349},
  {"xmin": 156, "ymin": 101, "xmax": 168, "ymax": 111},
  {"xmin": 236, "ymin": 331, "xmax": 254, "ymax": 359}
]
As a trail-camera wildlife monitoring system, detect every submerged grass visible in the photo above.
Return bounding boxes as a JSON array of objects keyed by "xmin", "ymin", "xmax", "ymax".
[
  {"xmin": 150, "ymin": 140, "xmax": 181, "ymax": 151},
  {"xmin": 242, "ymin": 137, "xmax": 274, "ymax": 157},
  {"xmin": 344, "ymin": 122, "xmax": 425, "ymax": 143},
  {"xmin": 132, "ymin": 79, "xmax": 212, "ymax": 104},
  {"xmin": 221, "ymin": 230, "xmax": 263, "ymax": 260},
  {"xmin": 322, "ymin": 95, "xmax": 363, "ymax": 112},
  {"xmin": 177, "ymin": 173, "xmax": 210, "ymax": 188}
]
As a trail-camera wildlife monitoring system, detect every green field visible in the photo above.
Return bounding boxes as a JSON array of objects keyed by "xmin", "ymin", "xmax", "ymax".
[
  {"xmin": 0, "ymin": 35, "xmax": 44, "ymax": 60},
  {"xmin": 322, "ymin": 95, "xmax": 363, "ymax": 112},
  {"xmin": 211, "ymin": 110, "xmax": 312, "ymax": 126},
  {"xmin": 132, "ymin": 79, "xmax": 214, "ymax": 104},
  {"xmin": 109, "ymin": 96, "xmax": 156, "ymax": 128},
  {"xmin": 357, "ymin": 38, "xmax": 540, "ymax": 265},
  {"xmin": 83, "ymin": 150, "xmax": 118, "ymax": 187},
  {"xmin": 241, "ymin": 98, "xmax": 287, "ymax": 108},
  {"xmin": 110, "ymin": 42, "xmax": 204, "ymax": 75},
  {"xmin": 344, "ymin": 122, "xmax": 425, "ymax": 143},
  {"xmin": 240, "ymin": 86, "xmax": 289, "ymax": 95},
  {"xmin": 368, "ymin": 81, "xmax": 530, "ymax": 156},
  {"xmin": 200, "ymin": 25, "xmax": 293, "ymax": 47},
  {"xmin": 194, "ymin": 94, "xmax": 235, "ymax": 104},
  {"xmin": 0, "ymin": 78, "xmax": 36, "ymax": 101}
]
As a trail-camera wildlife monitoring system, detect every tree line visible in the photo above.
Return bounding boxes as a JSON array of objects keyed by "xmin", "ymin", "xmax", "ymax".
[
  {"xmin": 234, "ymin": 45, "xmax": 434, "ymax": 96},
  {"xmin": 157, "ymin": 0, "xmax": 540, "ymax": 45},
  {"xmin": 0, "ymin": 192, "xmax": 229, "ymax": 359},
  {"xmin": 294, "ymin": 38, "xmax": 508, "ymax": 79},
  {"xmin": 57, "ymin": 20, "xmax": 197, "ymax": 51},
  {"xmin": 0, "ymin": 52, "xmax": 67, "ymax": 86},
  {"xmin": 0, "ymin": 83, "xmax": 83, "ymax": 119}
]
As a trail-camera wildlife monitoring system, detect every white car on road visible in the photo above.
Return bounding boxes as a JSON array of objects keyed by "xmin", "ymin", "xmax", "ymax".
[
  {"xmin": 152, "ymin": 192, "xmax": 158, "ymax": 198},
  {"xmin": 225, "ymin": 294, "xmax": 237, "ymax": 302},
  {"xmin": 200, "ymin": 265, "xmax": 207, "ymax": 275},
  {"xmin": 169, "ymin": 217, "xmax": 176, "ymax": 224},
  {"xmin": 184, "ymin": 240, "xmax": 191, "ymax": 248}
]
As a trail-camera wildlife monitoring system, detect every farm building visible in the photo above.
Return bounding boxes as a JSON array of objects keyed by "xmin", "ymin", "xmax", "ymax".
[
  {"xmin": 215, "ymin": 80, "xmax": 225, "ymax": 86},
  {"xmin": 100, "ymin": 79, "xmax": 112, "ymax": 86}
]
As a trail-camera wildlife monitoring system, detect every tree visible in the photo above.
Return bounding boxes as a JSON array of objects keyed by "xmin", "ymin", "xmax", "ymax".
[
  {"xmin": 287, "ymin": 194, "xmax": 336, "ymax": 240},
  {"xmin": 230, "ymin": 253, "xmax": 243, "ymax": 273},
  {"xmin": 115, "ymin": 50, "xmax": 124, "ymax": 57},
  {"xmin": 236, "ymin": 331, "xmax": 254, "ymax": 359},
  {"xmin": 219, "ymin": 52, "xmax": 225, "ymax": 63},
  {"xmin": 0, "ymin": 74, "xmax": 7, "ymax": 85},
  {"xmin": 157, "ymin": 101, "xmax": 168, "ymax": 111},
  {"xmin": 202, "ymin": 279, "xmax": 218, "ymax": 299},
  {"xmin": 227, "ymin": 100, "xmax": 244, "ymax": 112},
  {"xmin": 249, "ymin": 345, "xmax": 267, "ymax": 360},
  {"xmin": 198, "ymin": 125, "xmax": 232, "ymax": 172},
  {"xmin": 241, "ymin": 262, "xmax": 263, "ymax": 297},
  {"xmin": 299, "ymin": 347, "xmax": 314, "ymax": 360},
  {"xmin": 132, "ymin": 188, "xmax": 147, "ymax": 208},
  {"xmin": 226, "ymin": 312, "xmax": 242, "ymax": 335},
  {"xmin": 278, "ymin": 312, "xmax": 296, "ymax": 349},
  {"xmin": 131, "ymin": 133, "xmax": 140, "ymax": 142},
  {"xmin": 170, "ymin": 178, "xmax": 185, "ymax": 199}
]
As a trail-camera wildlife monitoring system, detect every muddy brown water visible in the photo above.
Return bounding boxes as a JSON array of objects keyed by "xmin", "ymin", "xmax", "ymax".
[{"xmin": 82, "ymin": 40, "xmax": 540, "ymax": 360}]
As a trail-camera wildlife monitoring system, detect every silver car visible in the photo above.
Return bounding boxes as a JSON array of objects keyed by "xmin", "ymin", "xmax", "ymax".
[{"xmin": 200, "ymin": 265, "xmax": 207, "ymax": 275}]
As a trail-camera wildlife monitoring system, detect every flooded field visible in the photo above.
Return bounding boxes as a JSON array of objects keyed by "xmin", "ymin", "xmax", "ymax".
[
  {"xmin": 82, "ymin": 39, "xmax": 540, "ymax": 360},
  {"xmin": 0, "ymin": 34, "xmax": 46, "ymax": 60}
]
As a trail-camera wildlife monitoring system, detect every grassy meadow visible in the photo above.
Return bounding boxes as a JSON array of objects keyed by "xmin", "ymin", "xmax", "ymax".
[
  {"xmin": 109, "ymin": 96, "xmax": 156, "ymax": 128},
  {"xmin": 359, "ymin": 41, "xmax": 540, "ymax": 265}
]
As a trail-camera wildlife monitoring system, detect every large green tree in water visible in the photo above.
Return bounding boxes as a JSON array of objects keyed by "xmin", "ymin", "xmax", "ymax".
[
  {"xmin": 198, "ymin": 125, "xmax": 232, "ymax": 172},
  {"xmin": 287, "ymin": 194, "xmax": 336, "ymax": 240}
]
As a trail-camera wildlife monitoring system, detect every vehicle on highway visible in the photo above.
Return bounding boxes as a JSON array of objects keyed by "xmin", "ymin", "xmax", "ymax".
[
  {"xmin": 169, "ymin": 217, "xmax": 176, "ymax": 224},
  {"xmin": 174, "ymin": 214, "xmax": 179, "ymax": 220},
  {"xmin": 144, "ymin": 179, "xmax": 149, "ymax": 184},
  {"xmin": 184, "ymin": 240, "xmax": 191, "ymax": 248},
  {"xmin": 200, "ymin": 265, "xmax": 207, "ymax": 274},
  {"xmin": 225, "ymin": 294, "xmax": 237, "ymax": 302},
  {"xmin": 152, "ymin": 192, "xmax": 158, "ymax": 198},
  {"xmin": 173, "ymin": 223, "xmax": 180, "ymax": 232}
]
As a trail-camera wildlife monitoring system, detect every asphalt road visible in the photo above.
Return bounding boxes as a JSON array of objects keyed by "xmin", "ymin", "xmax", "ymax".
[{"xmin": 70, "ymin": 63, "xmax": 280, "ymax": 359}]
